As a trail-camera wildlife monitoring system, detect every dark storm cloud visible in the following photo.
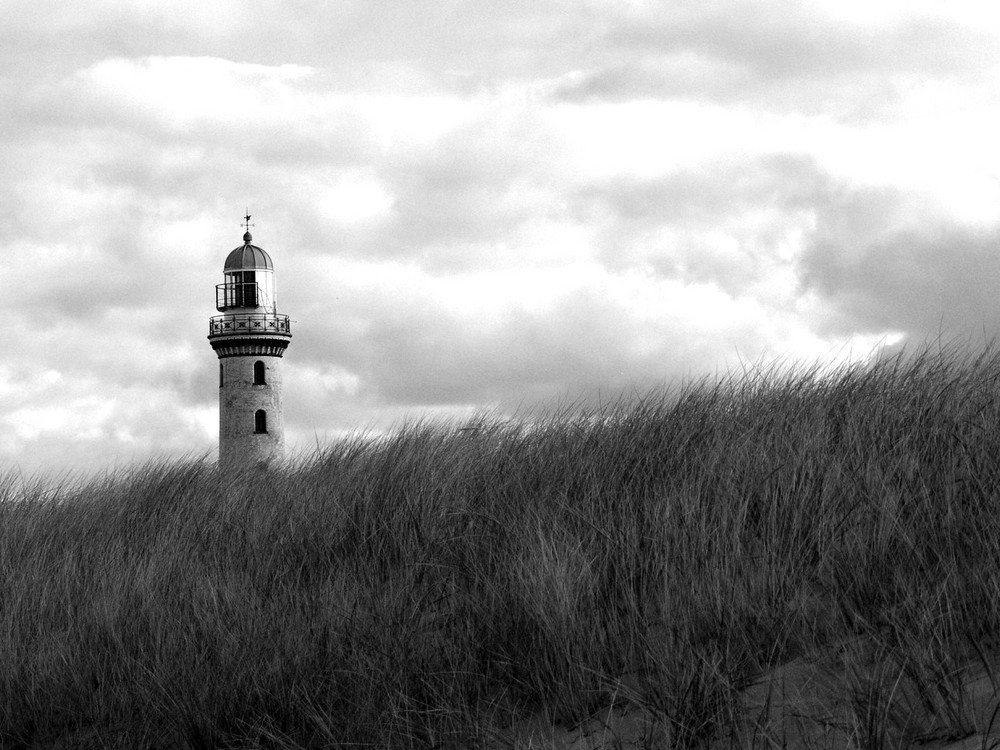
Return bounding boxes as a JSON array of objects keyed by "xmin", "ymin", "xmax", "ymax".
[{"xmin": 801, "ymin": 206, "xmax": 1000, "ymax": 339}]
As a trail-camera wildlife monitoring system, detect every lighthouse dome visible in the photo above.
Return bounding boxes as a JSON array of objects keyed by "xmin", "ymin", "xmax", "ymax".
[{"xmin": 224, "ymin": 232, "xmax": 273, "ymax": 271}]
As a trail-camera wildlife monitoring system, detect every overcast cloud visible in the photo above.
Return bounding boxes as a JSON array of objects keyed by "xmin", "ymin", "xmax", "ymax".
[{"xmin": 5, "ymin": 0, "xmax": 1000, "ymax": 474}]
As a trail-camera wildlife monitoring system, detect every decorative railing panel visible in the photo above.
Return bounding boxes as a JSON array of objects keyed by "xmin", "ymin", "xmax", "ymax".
[{"xmin": 209, "ymin": 313, "xmax": 291, "ymax": 336}]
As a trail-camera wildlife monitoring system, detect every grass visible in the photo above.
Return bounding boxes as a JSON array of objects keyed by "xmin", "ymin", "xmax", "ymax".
[{"xmin": 4, "ymin": 343, "xmax": 1000, "ymax": 747}]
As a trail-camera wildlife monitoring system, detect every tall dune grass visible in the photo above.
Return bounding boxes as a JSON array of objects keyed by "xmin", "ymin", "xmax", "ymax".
[{"xmin": 5, "ymin": 344, "xmax": 1000, "ymax": 747}]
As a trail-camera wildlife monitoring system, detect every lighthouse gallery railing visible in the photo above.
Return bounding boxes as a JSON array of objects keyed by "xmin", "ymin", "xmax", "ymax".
[{"xmin": 209, "ymin": 313, "xmax": 291, "ymax": 336}]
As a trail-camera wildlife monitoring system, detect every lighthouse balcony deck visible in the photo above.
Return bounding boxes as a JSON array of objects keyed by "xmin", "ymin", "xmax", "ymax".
[{"xmin": 209, "ymin": 312, "xmax": 291, "ymax": 337}]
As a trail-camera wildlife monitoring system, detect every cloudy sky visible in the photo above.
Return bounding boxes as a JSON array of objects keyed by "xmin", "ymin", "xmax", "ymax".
[{"xmin": 5, "ymin": 0, "xmax": 1000, "ymax": 474}]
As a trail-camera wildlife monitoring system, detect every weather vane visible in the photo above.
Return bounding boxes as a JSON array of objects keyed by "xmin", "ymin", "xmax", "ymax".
[{"xmin": 242, "ymin": 209, "xmax": 254, "ymax": 233}]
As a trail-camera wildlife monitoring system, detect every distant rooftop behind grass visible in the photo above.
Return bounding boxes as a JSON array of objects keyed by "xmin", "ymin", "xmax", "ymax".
[{"xmin": 3, "ymin": 342, "xmax": 1000, "ymax": 748}]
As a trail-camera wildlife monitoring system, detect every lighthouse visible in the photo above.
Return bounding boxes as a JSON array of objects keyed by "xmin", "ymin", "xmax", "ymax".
[{"xmin": 208, "ymin": 218, "xmax": 292, "ymax": 470}]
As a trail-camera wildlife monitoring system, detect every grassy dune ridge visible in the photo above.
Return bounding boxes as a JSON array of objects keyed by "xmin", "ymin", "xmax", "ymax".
[{"xmin": 5, "ymin": 344, "xmax": 1000, "ymax": 747}]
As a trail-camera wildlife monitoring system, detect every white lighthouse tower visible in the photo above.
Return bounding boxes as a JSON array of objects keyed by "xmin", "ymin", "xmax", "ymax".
[{"xmin": 208, "ymin": 217, "xmax": 292, "ymax": 470}]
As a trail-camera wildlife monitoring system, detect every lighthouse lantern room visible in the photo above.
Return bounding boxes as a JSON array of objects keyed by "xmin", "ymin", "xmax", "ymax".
[{"xmin": 208, "ymin": 218, "xmax": 292, "ymax": 470}]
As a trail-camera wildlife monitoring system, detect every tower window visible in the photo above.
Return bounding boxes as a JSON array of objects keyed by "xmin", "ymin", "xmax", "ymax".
[
  {"xmin": 254, "ymin": 409, "xmax": 267, "ymax": 434},
  {"xmin": 219, "ymin": 363, "xmax": 224, "ymax": 388},
  {"xmin": 234, "ymin": 271, "xmax": 257, "ymax": 307},
  {"xmin": 253, "ymin": 360, "xmax": 266, "ymax": 385}
]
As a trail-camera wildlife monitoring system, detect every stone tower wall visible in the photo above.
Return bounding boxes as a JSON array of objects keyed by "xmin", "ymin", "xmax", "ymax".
[{"xmin": 218, "ymin": 353, "xmax": 285, "ymax": 470}]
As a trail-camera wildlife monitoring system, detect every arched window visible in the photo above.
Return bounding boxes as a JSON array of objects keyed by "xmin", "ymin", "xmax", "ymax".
[
  {"xmin": 254, "ymin": 409, "xmax": 267, "ymax": 434},
  {"xmin": 253, "ymin": 360, "xmax": 266, "ymax": 385}
]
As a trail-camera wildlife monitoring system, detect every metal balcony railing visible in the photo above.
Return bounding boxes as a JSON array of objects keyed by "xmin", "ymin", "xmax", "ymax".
[{"xmin": 209, "ymin": 313, "xmax": 291, "ymax": 336}]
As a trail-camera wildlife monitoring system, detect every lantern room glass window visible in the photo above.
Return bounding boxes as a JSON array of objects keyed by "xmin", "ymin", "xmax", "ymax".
[
  {"xmin": 217, "ymin": 271, "xmax": 259, "ymax": 309},
  {"xmin": 232, "ymin": 271, "xmax": 257, "ymax": 307}
]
